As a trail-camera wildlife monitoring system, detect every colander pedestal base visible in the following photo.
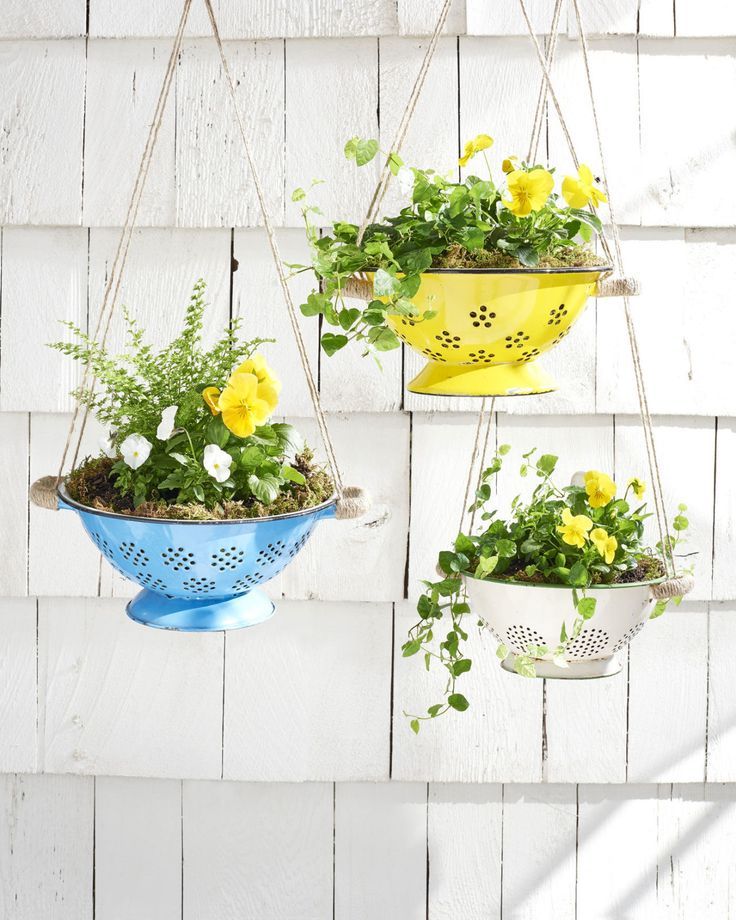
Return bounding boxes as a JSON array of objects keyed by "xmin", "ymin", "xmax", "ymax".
[
  {"xmin": 126, "ymin": 587, "xmax": 275, "ymax": 632},
  {"xmin": 501, "ymin": 653, "xmax": 622, "ymax": 680},
  {"xmin": 407, "ymin": 359, "xmax": 557, "ymax": 397}
]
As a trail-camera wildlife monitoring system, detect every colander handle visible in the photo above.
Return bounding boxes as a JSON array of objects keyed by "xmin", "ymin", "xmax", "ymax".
[
  {"xmin": 595, "ymin": 275, "xmax": 640, "ymax": 298},
  {"xmin": 650, "ymin": 574, "xmax": 695, "ymax": 600}
]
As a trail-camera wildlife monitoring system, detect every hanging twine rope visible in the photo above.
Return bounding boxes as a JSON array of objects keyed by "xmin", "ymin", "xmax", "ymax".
[
  {"xmin": 35, "ymin": 0, "xmax": 372, "ymax": 519},
  {"xmin": 526, "ymin": 0, "xmax": 565, "ymax": 164},
  {"xmin": 356, "ymin": 0, "xmax": 454, "ymax": 245},
  {"xmin": 202, "ymin": 0, "xmax": 347, "ymax": 499},
  {"xmin": 516, "ymin": 0, "xmax": 676, "ymax": 580},
  {"xmin": 53, "ymin": 0, "xmax": 193, "ymax": 490}
]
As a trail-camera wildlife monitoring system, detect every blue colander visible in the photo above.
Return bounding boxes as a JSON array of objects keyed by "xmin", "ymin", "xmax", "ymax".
[{"xmin": 58, "ymin": 484, "xmax": 336, "ymax": 631}]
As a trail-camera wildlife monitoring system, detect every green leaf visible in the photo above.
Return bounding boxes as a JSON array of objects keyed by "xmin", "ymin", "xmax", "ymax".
[
  {"xmin": 428, "ymin": 704, "xmax": 444, "ymax": 718},
  {"xmin": 650, "ymin": 599, "xmax": 668, "ymax": 619},
  {"xmin": 452, "ymin": 658, "xmax": 472, "ymax": 676},
  {"xmin": 513, "ymin": 655, "xmax": 537, "ymax": 678},
  {"xmin": 576, "ymin": 596, "xmax": 597, "ymax": 619},
  {"xmin": 401, "ymin": 248, "xmax": 433, "ymax": 275},
  {"xmin": 536, "ymin": 453, "xmax": 558, "ymax": 475},
  {"xmin": 247, "ymin": 472, "xmax": 281, "ymax": 504},
  {"xmin": 291, "ymin": 187, "xmax": 306, "ymax": 202},
  {"xmin": 321, "ymin": 332, "xmax": 349, "ymax": 356},
  {"xmin": 205, "ymin": 415, "xmax": 230, "ymax": 449},
  {"xmin": 373, "ymin": 268, "xmax": 400, "ymax": 297},
  {"xmin": 343, "ymin": 137, "xmax": 379, "ymax": 166},
  {"xmin": 568, "ymin": 561, "xmax": 590, "ymax": 587},
  {"xmin": 475, "ymin": 554, "xmax": 498, "ymax": 579},
  {"xmin": 338, "ymin": 307, "xmax": 362, "ymax": 331},
  {"xmin": 301, "ymin": 291, "xmax": 332, "ymax": 316},
  {"xmin": 281, "ymin": 464, "xmax": 306, "ymax": 485},
  {"xmin": 410, "ymin": 718, "xmax": 420, "ymax": 735},
  {"xmin": 496, "ymin": 643, "xmax": 509, "ymax": 660},
  {"xmin": 366, "ymin": 326, "xmax": 401, "ymax": 351},
  {"xmin": 402, "ymin": 639, "xmax": 422, "ymax": 657},
  {"xmin": 388, "ymin": 152, "xmax": 404, "ymax": 175},
  {"xmin": 447, "ymin": 693, "xmax": 469, "ymax": 712}
]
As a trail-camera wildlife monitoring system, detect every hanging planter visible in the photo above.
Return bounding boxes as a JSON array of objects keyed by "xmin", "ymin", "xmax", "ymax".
[
  {"xmin": 293, "ymin": 133, "xmax": 633, "ymax": 397},
  {"xmin": 55, "ymin": 484, "xmax": 336, "ymax": 631},
  {"xmin": 463, "ymin": 575, "xmax": 663, "ymax": 679},
  {"xmin": 402, "ymin": 446, "xmax": 693, "ymax": 732},
  {"xmin": 31, "ymin": 280, "xmax": 367, "ymax": 632},
  {"xmin": 360, "ymin": 265, "xmax": 610, "ymax": 396}
]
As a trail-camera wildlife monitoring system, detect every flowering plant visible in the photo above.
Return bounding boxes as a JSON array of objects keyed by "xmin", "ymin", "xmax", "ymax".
[
  {"xmin": 292, "ymin": 133, "xmax": 608, "ymax": 358},
  {"xmin": 403, "ymin": 446, "xmax": 690, "ymax": 732},
  {"xmin": 53, "ymin": 280, "xmax": 333, "ymax": 518}
]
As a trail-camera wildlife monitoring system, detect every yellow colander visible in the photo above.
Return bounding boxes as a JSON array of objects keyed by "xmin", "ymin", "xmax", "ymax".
[{"xmin": 374, "ymin": 267, "xmax": 610, "ymax": 396}]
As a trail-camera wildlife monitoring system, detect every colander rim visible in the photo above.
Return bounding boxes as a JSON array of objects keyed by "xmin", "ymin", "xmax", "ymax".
[
  {"xmin": 464, "ymin": 572, "xmax": 667, "ymax": 590},
  {"xmin": 362, "ymin": 264, "xmax": 613, "ymax": 276},
  {"xmin": 58, "ymin": 481, "xmax": 337, "ymax": 526}
]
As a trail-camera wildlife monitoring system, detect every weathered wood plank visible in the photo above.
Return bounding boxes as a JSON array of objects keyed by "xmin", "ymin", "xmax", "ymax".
[
  {"xmin": 705, "ymin": 604, "xmax": 736, "ymax": 781},
  {"xmin": 284, "ymin": 38, "xmax": 379, "ymax": 227},
  {"xmin": 335, "ymin": 782, "xmax": 427, "ymax": 920},
  {"xmin": 392, "ymin": 600, "xmax": 544, "ymax": 782},
  {"xmin": 281, "ymin": 413, "xmax": 410, "ymax": 602},
  {"xmin": 95, "ymin": 777, "xmax": 182, "ymax": 920},
  {"xmin": 90, "ymin": 1, "xmax": 397, "ymax": 39},
  {"xmin": 0, "ymin": 413, "xmax": 29, "ymax": 597},
  {"xmin": 28, "ymin": 413, "xmax": 103, "ymax": 598},
  {"xmin": 87, "ymin": 228, "xmax": 231, "ymax": 351},
  {"xmin": 0, "ymin": 598, "xmax": 37, "ymax": 773},
  {"xmin": 544, "ymin": 659, "xmax": 628, "ymax": 782},
  {"xmin": 83, "ymin": 40, "xmax": 176, "ymax": 227},
  {"xmin": 38, "ymin": 598, "xmax": 224, "ymax": 778},
  {"xmin": 655, "ymin": 784, "xmax": 736, "ymax": 917},
  {"xmin": 640, "ymin": 40, "xmax": 736, "ymax": 226},
  {"xmin": 548, "ymin": 37, "xmax": 640, "ymax": 225},
  {"xmin": 223, "ymin": 601, "xmax": 392, "ymax": 781},
  {"xmin": 0, "ymin": 774, "xmax": 93, "ymax": 920},
  {"xmin": 233, "ymin": 228, "xmax": 321, "ymax": 419},
  {"xmin": 675, "ymin": 0, "xmax": 736, "ymax": 36},
  {"xmin": 183, "ymin": 780, "xmax": 333, "ymax": 920},
  {"xmin": 0, "ymin": 1, "xmax": 86, "ymax": 38},
  {"xmin": 466, "ymin": 0, "xmax": 556, "ymax": 35},
  {"xmin": 713, "ymin": 420, "xmax": 736, "ymax": 601},
  {"xmin": 501, "ymin": 785, "xmax": 577, "ymax": 918},
  {"xmin": 577, "ymin": 784, "xmax": 659, "ymax": 917},
  {"xmin": 459, "ymin": 37, "xmax": 542, "ymax": 178},
  {"xmin": 0, "ymin": 40, "xmax": 85, "ymax": 225},
  {"xmin": 614, "ymin": 416, "xmax": 714, "ymax": 601},
  {"xmin": 627, "ymin": 603, "xmax": 708, "ymax": 782},
  {"xmin": 597, "ymin": 230, "xmax": 736, "ymax": 417},
  {"xmin": 427, "ymin": 784, "xmax": 502, "ymax": 920},
  {"xmin": 0, "ymin": 228, "xmax": 87, "ymax": 413},
  {"xmin": 176, "ymin": 39, "xmax": 284, "ymax": 228},
  {"xmin": 398, "ymin": 0, "xmax": 467, "ymax": 36}
]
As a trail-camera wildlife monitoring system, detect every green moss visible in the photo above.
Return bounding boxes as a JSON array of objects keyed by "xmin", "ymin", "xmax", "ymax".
[
  {"xmin": 432, "ymin": 243, "xmax": 606, "ymax": 270},
  {"xmin": 486, "ymin": 553, "xmax": 665, "ymax": 587},
  {"xmin": 67, "ymin": 450, "xmax": 335, "ymax": 520}
]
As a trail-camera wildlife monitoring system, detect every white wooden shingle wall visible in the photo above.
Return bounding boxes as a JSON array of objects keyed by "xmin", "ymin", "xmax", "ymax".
[{"xmin": 1, "ymin": 0, "xmax": 735, "ymax": 915}]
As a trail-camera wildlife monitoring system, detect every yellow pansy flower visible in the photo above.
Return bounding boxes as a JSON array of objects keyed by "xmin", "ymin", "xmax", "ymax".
[
  {"xmin": 561, "ymin": 164, "xmax": 608, "ymax": 209},
  {"xmin": 557, "ymin": 507, "xmax": 593, "ymax": 549},
  {"xmin": 584, "ymin": 470, "xmax": 616, "ymax": 508},
  {"xmin": 628, "ymin": 477, "xmax": 646, "ymax": 500},
  {"xmin": 591, "ymin": 528, "xmax": 618, "ymax": 564},
  {"xmin": 217, "ymin": 372, "xmax": 275, "ymax": 438},
  {"xmin": 234, "ymin": 353, "xmax": 282, "ymax": 396},
  {"xmin": 501, "ymin": 156, "xmax": 519, "ymax": 174},
  {"xmin": 503, "ymin": 168, "xmax": 554, "ymax": 216},
  {"xmin": 202, "ymin": 386, "xmax": 221, "ymax": 415},
  {"xmin": 458, "ymin": 133, "xmax": 494, "ymax": 167}
]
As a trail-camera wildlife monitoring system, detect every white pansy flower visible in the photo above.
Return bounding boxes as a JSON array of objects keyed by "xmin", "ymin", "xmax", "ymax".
[
  {"xmin": 156, "ymin": 405, "xmax": 178, "ymax": 441},
  {"xmin": 397, "ymin": 165, "xmax": 414, "ymax": 196},
  {"xmin": 120, "ymin": 434, "xmax": 152, "ymax": 470},
  {"xmin": 99, "ymin": 433, "xmax": 117, "ymax": 458},
  {"xmin": 203, "ymin": 444, "xmax": 232, "ymax": 484}
]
